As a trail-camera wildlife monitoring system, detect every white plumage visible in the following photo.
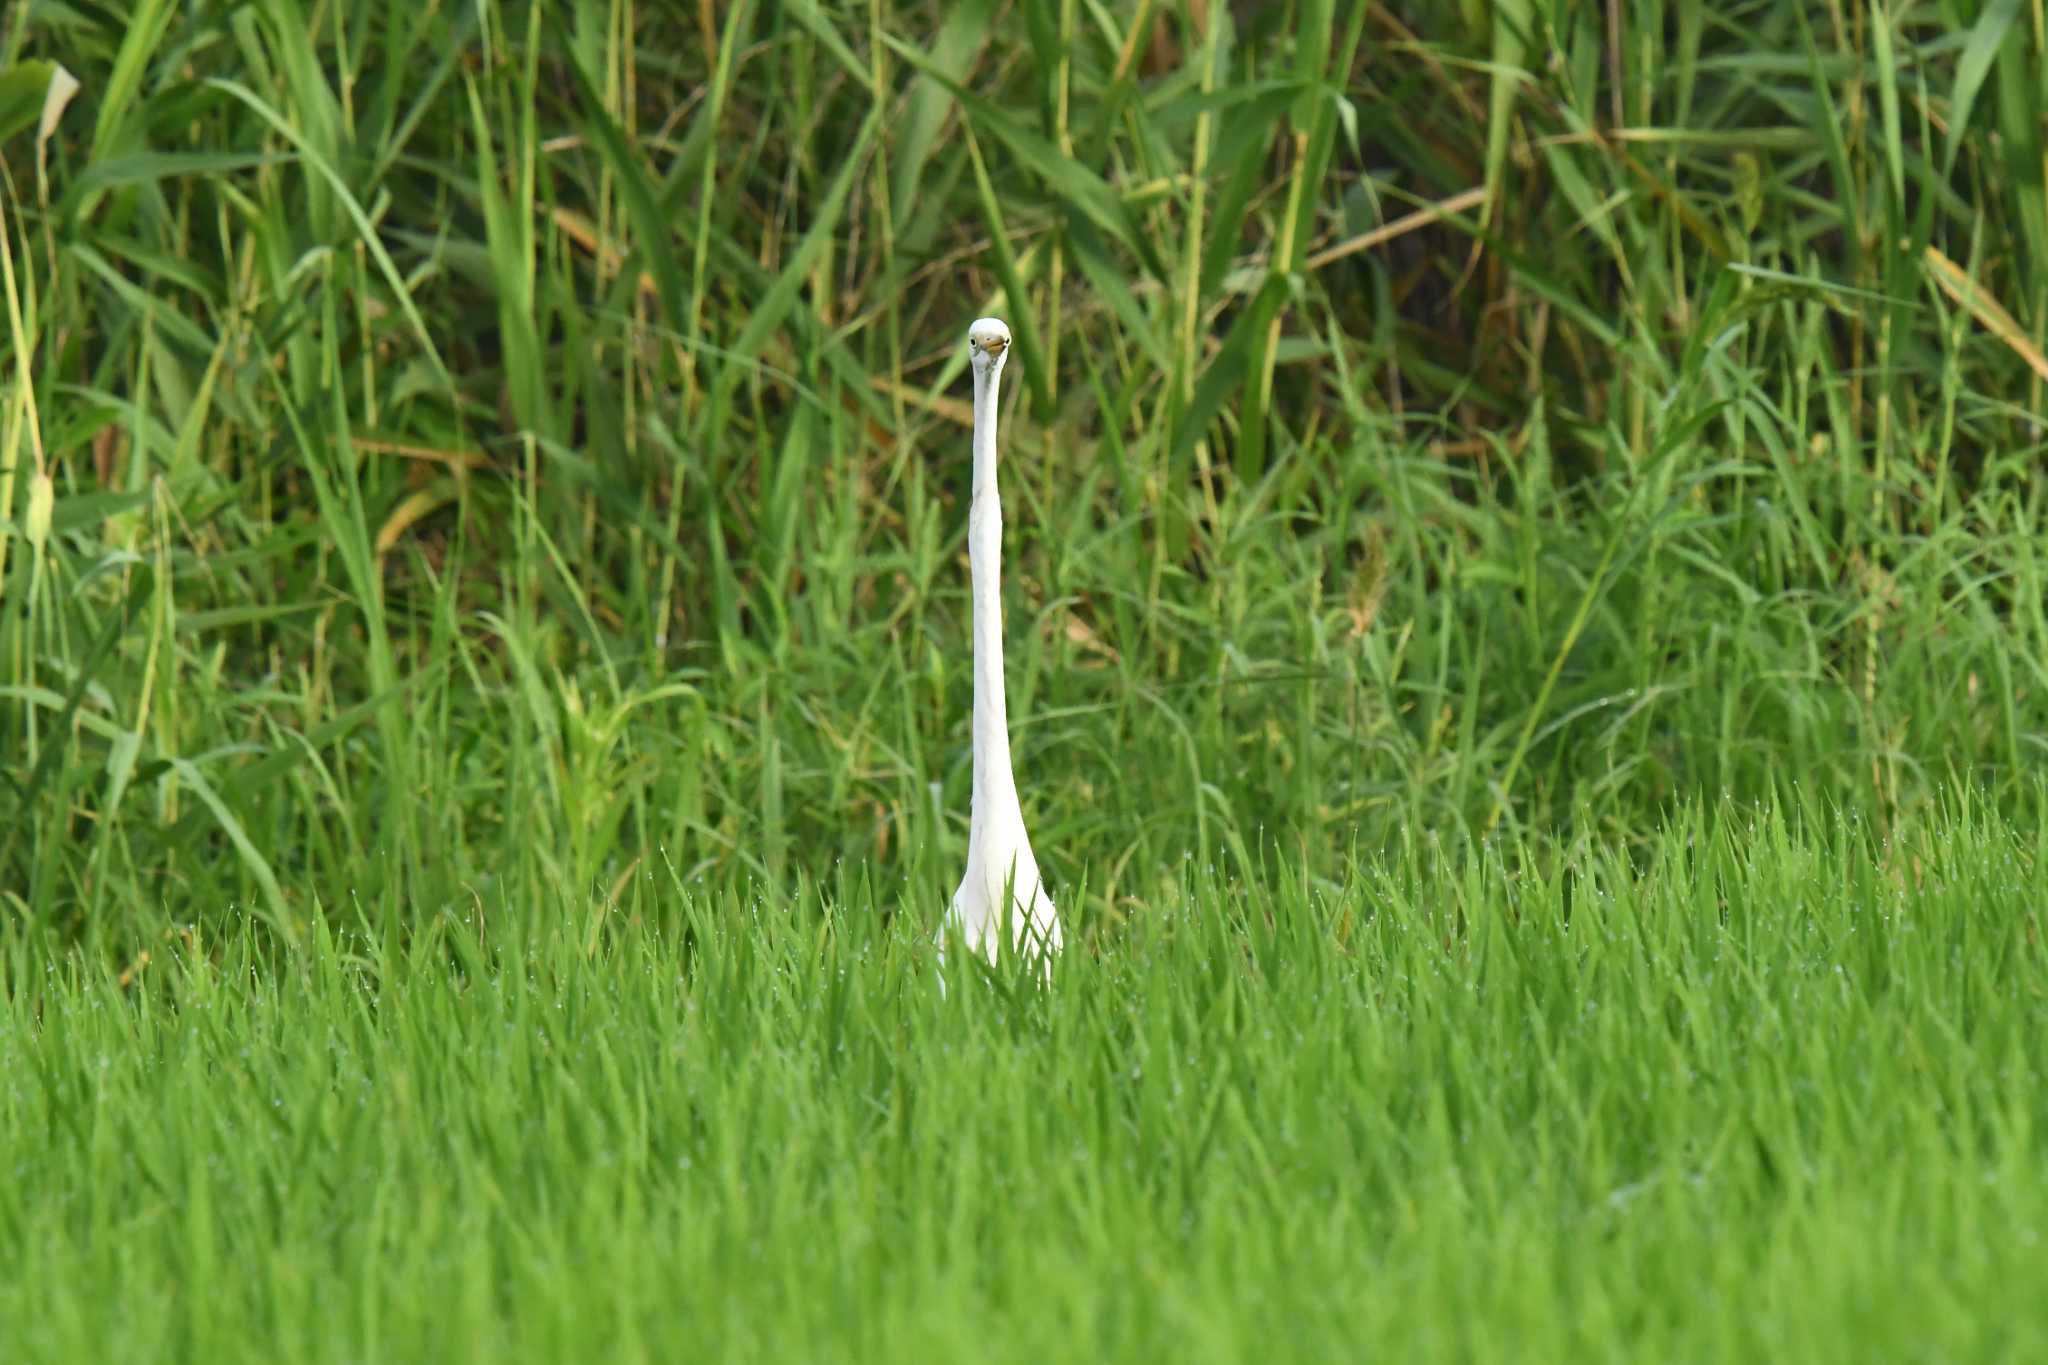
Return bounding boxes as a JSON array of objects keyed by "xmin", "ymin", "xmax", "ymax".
[{"xmin": 942, "ymin": 317, "xmax": 1064, "ymax": 968}]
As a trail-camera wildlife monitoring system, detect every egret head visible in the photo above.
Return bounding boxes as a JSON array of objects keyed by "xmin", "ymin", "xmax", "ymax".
[{"xmin": 967, "ymin": 317, "xmax": 1012, "ymax": 376}]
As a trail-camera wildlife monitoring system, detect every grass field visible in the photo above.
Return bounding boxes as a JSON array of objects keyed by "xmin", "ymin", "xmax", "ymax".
[
  {"xmin": 5, "ymin": 797, "xmax": 2045, "ymax": 1361},
  {"xmin": 4, "ymin": 0, "xmax": 2048, "ymax": 1358}
]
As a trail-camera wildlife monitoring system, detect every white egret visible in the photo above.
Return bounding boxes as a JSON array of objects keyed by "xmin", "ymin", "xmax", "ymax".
[{"xmin": 942, "ymin": 317, "xmax": 1064, "ymax": 969}]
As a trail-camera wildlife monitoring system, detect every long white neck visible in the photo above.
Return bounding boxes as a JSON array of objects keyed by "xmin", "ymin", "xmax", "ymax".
[{"xmin": 968, "ymin": 360, "xmax": 1023, "ymax": 848}]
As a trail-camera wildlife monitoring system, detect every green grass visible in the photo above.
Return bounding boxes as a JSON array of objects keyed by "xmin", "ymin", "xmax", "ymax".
[
  {"xmin": 6, "ymin": 0, "xmax": 2048, "ymax": 938},
  {"xmin": 4, "ymin": 795, "xmax": 2044, "ymax": 1362},
  {"xmin": 4, "ymin": 0, "xmax": 2048, "ymax": 1357}
]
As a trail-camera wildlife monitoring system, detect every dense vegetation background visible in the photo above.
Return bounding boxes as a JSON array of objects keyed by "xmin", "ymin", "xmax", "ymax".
[{"xmin": 4, "ymin": 0, "xmax": 2046, "ymax": 941}]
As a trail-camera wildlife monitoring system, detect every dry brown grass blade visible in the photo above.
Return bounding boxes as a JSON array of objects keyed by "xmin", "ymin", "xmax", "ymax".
[
  {"xmin": 866, "ymin": 376, "xmax": 974, "ymax": 427},
  {"xmin": 1060, "ymin": 610, "xmax": 1120, "ymax": 665},
  {"xmin": 375, "ymin": 487, "xmax": 457, "ymax": 556},
  {"xmin": 1306, "ymin": 186, "xmax": 1490, "ymax": 272},
  {"xmin": 552, "ymin": 206, "xmax": 661, "ymax": 301},
  {"xmin": 1925, "ymin": 246, "xmax": 2048, "ymax": 383},
  {"xmin": 355, "ymin": 437, "xmax": 488, "ymax": 470}
]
